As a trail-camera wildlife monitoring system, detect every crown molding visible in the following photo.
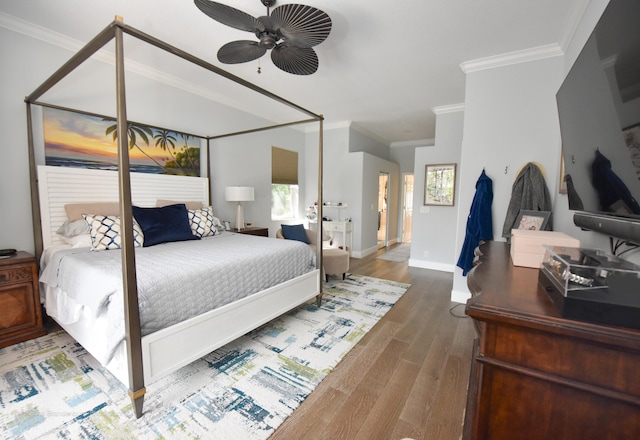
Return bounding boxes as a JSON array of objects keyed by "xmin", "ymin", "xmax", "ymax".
[
  {"xmin": 557, "ymin": 0, "xmax": 593, "ymax": 54},
  {"xmin": 0, "ymin": 11, "xmax": 81, "ymax": 52},
  {"xmin": 390, "ymin": 139, "xmax": 434, "ymax": 148},
  {"xmin": 460, "ymin": 43, "xmax": 564, "ymax": 74},
  {"xmin": 432, "ymin": 103, "xmax": 465, "ymax": 115}
]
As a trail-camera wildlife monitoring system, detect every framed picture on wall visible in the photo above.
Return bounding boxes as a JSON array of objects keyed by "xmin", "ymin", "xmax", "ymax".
[{"xmin": 424, "ymin": 163, "xmax": 456, "ymax": 206}]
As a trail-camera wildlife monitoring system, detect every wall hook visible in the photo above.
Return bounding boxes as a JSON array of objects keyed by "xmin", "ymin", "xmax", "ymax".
[{"xmin": 505, "ymin": 165, "xmax": 508, "ymax": 174}]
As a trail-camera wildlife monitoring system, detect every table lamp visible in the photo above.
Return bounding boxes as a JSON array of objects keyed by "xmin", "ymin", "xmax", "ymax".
[{"xmin": 225, "ymin": 186, "xmax": 254, "ymax": 230}]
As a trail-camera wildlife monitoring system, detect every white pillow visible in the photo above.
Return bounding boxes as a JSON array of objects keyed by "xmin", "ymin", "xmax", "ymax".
[
  {"xmin": 188, "ymin": 206, "xmax": 216, "ymax": 238},
  {"xmin": 61, "ymin": 234, "xmax": 92, "ymax": 248},
  {"xmin": 83, "ymin": 214, "xmax": 144, "ymax": 251}
]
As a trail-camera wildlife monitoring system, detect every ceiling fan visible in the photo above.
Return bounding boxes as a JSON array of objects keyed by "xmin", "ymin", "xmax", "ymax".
[{"xmin": 194, "ymin": 0, "xmax": 332, "ymax": 75}]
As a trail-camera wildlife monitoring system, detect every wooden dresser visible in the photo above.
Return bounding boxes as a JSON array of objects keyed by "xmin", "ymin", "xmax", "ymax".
[
  {"xmin": 0, "ymin": 251, "xmax": 45, "ymax": 348},
  {"xmin": 463, "ymin": 241, "xmax": 640, "ymax": 439}
]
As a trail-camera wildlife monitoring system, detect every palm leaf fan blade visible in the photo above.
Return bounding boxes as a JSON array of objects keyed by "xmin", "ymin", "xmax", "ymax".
[
  {"xmin": 218, "ymin": 41, "xmax": 266, "ymax": 64},
  {"xmin": 271, "ymin": 45, "xmax": 318, "ymax": 75},
  {"xmin": 271, "ymin": 4, "xmax": 332, "ymax": 48},
  {"xmin": 194, "ymin": 0, "xmax": 264, "ymax": 33}
]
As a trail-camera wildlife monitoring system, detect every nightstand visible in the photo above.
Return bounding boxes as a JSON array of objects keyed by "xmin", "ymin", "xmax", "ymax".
[
  {"xmin": 0, "ymin": 251, "xmax": 45, "ymax": 348},
  {"xmin": 232, "ymin": 227, "xmax": 269, "ymax": 237}
]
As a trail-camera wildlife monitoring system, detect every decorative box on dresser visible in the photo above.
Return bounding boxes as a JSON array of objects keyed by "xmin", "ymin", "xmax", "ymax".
[
  {"xmin": 463, "ymin": 241, "xmax": 640, "ymax": 440},
  {"xmin": 0, "ymin": 251, "xmax": 45, "ymax": 348}
]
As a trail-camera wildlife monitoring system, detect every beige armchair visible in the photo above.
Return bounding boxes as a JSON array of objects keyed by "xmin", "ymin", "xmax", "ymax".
[{"xmin": 277, "ymin": 226, "xmax": 349, "ymax": 282}]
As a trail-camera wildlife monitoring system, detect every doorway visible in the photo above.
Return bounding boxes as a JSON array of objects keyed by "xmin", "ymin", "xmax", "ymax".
[
  {"xmin": 402, "ymin": 173, "xmax": 414, "ymax": 242},
  {"xmin": 378, "ymin": 172, "xmax": 389, "ymax": 248}
]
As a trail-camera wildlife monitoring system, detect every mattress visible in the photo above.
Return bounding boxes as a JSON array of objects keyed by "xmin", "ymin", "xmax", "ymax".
[{"xmin": 40, "ymin": 232, "xmax": 316, "ymax": 364}]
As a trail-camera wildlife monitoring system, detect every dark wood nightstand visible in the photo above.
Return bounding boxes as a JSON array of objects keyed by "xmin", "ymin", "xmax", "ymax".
[
  {"xmin": 232, "ymin": 227, "xmax": 269, "ymax": 237},
  {"xmin": 0, "ymin": 251, "xmax": 45, "ymax": 348}
]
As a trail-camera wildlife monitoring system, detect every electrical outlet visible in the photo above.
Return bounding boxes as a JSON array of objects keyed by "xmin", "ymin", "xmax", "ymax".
[{"xmin": 423, "ymin": 250, "xmax": 429, "ymax": 258}]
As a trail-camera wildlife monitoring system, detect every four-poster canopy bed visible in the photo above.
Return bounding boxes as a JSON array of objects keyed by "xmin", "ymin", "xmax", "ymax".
[{"xmin": 25, "ymin": 17, "xmax": 325, "ymax": 418}]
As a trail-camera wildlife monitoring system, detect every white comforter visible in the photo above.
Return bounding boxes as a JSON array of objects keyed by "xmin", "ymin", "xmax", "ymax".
[{"xmin": 40, "ymin": 232, "xmax": 316, "ymax": 362}]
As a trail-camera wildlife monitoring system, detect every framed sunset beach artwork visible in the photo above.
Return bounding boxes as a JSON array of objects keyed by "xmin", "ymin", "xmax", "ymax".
[{"xmin": 43, "ymin": 107, "xmax": 203, "ymax": 176}]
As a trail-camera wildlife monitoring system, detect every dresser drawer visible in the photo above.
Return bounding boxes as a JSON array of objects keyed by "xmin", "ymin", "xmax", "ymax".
[
  {"xmin": 0, "ymin": 264, "xmax": 34, "ymax": 284},
  {"xmin": 324, "ymin": 222, "xmax": 352, "ymax": 232},
  {"xmin": 0, "ymin": 252, "xmax": 45, "ymax": 348}
]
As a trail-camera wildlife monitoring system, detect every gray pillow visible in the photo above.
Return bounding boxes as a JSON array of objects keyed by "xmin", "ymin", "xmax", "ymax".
[{"xmin": 56, "ymin": 219, "xmax": 91, "ymax": 238}]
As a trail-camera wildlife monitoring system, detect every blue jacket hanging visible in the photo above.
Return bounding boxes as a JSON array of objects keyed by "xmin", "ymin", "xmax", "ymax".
[{"xmin": 457, "ymin": 170, "xmax": 493, "ymax": 275}]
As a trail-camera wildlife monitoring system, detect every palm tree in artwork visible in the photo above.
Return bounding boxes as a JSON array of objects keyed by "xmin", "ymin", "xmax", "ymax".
[
  {"xmin": 153, "ymin": 129, "xmax": 184, "ymax": 173},
  {"xmin": 180, "ymin": 133, "xmax": 198, "ymax": 171},
  {"xmin": 104, "ymin": 120, "xmax": 163, "ymax": 169}
]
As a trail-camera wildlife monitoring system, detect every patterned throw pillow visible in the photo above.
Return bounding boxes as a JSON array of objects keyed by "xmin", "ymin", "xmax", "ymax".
[
  {"xmin": 188, "ymin": 206, "xmax": 216, "ymax": 238},
  {"xmin": 82, "ymin": 214, "xmax": 145, "ymax": 251}
]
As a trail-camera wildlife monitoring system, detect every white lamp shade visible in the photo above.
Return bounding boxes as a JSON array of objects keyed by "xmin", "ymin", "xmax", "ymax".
[{"xmin": 225, "ymin": 186, "xmax": 254, "ymax": 202}]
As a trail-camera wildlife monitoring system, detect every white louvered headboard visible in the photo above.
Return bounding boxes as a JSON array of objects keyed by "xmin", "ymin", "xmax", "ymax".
[{"xmin": 37, "ymin": 165, "xmax": 209, "ymax": 248}]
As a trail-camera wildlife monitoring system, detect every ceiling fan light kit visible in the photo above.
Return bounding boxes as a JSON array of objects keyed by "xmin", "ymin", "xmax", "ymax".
[{"xmin": 194, "ymin": 0, "xmax": 332, "ymax": 75}]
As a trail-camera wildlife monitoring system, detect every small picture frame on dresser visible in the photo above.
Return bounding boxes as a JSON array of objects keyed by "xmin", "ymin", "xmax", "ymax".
[{"xmin": 514, "ymin": 209, "xmax": 551, "ymax": 231}]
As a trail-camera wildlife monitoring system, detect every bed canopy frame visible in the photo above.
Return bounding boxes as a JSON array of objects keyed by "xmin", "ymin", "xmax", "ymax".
[{"xmin": 24, "ymin": 17, "xmax": 324, "ymax": 418}]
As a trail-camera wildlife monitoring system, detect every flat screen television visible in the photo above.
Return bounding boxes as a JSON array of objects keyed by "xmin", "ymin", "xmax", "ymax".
[{"xmin": 556, "ymin": 0, "xmax": 640, "ymax": 247}]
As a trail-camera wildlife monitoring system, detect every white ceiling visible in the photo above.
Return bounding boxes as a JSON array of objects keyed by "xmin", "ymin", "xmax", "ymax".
[{"xmin": 0, "ymin": 0, "xmax": 587, "ymax": 145}]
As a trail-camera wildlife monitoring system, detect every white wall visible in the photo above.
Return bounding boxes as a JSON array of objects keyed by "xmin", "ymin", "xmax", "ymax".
[
  {"xmin": 209, "ymin": 127, "xmax": 308, "ymax": 236},
  {"xmin": 409, "ymin": 108, "xmax": 464, "ymax": 273},
  {"xmin": 304, "ymin": 124, "xmax": 400, "ymax": 257},
  {"xmin": 451, "ymin": 54, "xmax": 565, "ymax": 302},
  {"xmin": 390, "ymin": 144, "xmax": 423, "ymax": 241},
  {"xmin": 348, "ymin": 125, "xmax": 390, "ymax": 161},
  {"xmin": 0, "ymin": 27, "xmax": 71, "ymax": 253},
  {"xmin": 360, "ymin": 153, "xmax": 400, "ymax": 256}
]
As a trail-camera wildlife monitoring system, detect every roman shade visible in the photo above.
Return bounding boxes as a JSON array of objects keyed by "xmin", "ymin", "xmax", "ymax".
[{"xmin": 272, "ymin": 146, "xmax": 298, "ymax": 185}]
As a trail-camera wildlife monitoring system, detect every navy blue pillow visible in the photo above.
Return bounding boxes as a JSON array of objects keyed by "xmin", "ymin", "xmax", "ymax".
[
  {"xmin": 132, "ymin": 204, "xmax": 199, "ymax": 247},
  {"xmin": 281, "ymin": 224, "xmax": 310, "ymax": 244}
]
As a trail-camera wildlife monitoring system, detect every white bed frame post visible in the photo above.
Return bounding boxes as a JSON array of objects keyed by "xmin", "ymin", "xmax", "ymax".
[{"xmin": 114, "ymin": 21, "xmax": 146, "ymax": 418}]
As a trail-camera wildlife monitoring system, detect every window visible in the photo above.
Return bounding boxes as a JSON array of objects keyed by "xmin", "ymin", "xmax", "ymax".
[
  {"xmin": 272, "ymin": 147, "xmax": 299, "ymax": 220},
  {"xmin": 272, "ymin": 184, "xmax": 299, "ymax": 219}
]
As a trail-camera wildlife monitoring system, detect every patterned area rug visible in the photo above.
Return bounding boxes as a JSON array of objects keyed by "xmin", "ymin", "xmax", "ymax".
[
  {"xmin": 0, "ymin": 275, "xmax": 409, "ymax": 439},
  {"xmin": 377, "ymin": 243, "xmax": 411, "ymax": 262}
]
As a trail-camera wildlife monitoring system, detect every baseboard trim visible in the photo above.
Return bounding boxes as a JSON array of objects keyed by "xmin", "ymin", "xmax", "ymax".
[
  {"xmin": 450, "ymin": 289, "xmax": 471, "ymax": 304},
  {"xmin": 408, "ymin": 259, "xmax": 455, "ymax": 273}
]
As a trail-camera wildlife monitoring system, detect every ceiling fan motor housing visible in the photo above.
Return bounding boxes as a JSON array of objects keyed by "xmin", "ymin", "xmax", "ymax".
[{"xmin": 258, "ymin": 30, "xmax": 278, "ymax": 49}]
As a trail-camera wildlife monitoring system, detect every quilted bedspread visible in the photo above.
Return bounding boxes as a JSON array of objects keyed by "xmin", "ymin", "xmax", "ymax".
[{"xmin": 40, "ymin": 232, "xmax": 316, "ymax": 362}]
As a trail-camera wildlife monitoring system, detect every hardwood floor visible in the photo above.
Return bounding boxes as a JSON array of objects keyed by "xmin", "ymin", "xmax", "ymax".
[{"xmin": 271, "ymin": 244, "xmax": 476, "ymax": 440}]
